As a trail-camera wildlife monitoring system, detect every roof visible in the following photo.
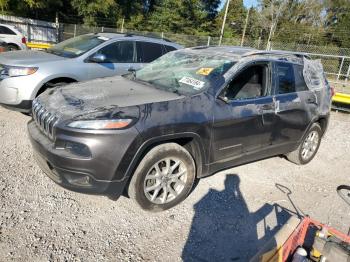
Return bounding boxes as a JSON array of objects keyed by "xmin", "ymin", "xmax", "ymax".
[
  {"xmin": 95, "ymin": 32, "xmax": 181, "ymax": 47},
  {"xmin": 185, "ymin": 45, "xmax": 309, "ymax": 62}
]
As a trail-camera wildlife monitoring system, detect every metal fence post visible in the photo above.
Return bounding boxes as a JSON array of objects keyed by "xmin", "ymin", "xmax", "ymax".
[
  {"xmin": 207, "ymin": 36, "xmax": 211, "ymax": 46},
  {"xmin": 337, "ymin": 57, "xmax": 345, "ymax": 81},
  {"xmin": 121, "ymin": 18, "xmax": 124, "ymax": 33},
  {"xmin": 73, "ymin": 24, "xmax": 77, "ymax": 37},
  {"xmin": 345, "ymin": 63, "xmax": 350, "ymax": 82},
  {"xmin": 26, "ymin": 23, "xmax": 31, "ymax": 42}
]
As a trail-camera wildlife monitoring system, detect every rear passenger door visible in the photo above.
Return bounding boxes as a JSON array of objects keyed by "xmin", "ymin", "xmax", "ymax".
[
  {"xmin": 272, "ymin": 61, "xmax": 317, "ymax": 146},
  {"xmin": 136, "ymin": 41, "xmax": 166, "ymax": 65}
]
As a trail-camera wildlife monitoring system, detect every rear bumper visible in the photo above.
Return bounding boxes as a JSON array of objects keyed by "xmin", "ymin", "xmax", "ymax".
[{"xmin": 27, "ymin": 120, "xmax": 139, "ymax": 197}]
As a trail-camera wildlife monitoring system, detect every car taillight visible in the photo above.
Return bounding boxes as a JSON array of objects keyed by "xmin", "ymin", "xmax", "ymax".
[
  {"xmin": 21, "ymin": 37, "xmax": 26, "ymax": 44},
  {"xmin": 330, "ymin": 86, "xmax": 335, "ymax": 97}
]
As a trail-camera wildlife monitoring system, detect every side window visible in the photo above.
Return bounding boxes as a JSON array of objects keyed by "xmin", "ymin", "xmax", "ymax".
[
  {"xmin": 163, "ymin": 45, "xmax": 176, "ymax": 53},
  {"xmin": 224, "ymin": 64, "xmax": 268, "ymax": 100},
  {"xmin": 293, "ymin": 64, "xmax": 308, "ymax": 92},
  {"xmin": 0, "ymin": 26, "xmax": 16, "ymax": 35},
  {"xmin": 96, "ymin": 41, "xmax": 134, "ymax": 63},
  {"xmin": 276, "ymin": 62, "xmax": 295, "ymax": 94},
  {"xmin": 136, "ymin": 41, "xmax": 164, "ymax": 63}
]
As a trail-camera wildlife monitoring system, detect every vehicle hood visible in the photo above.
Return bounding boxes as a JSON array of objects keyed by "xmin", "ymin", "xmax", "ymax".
[
  {"xmin": 0, "ymin": 50, "xmax": 66, "ymax": 66},
  {"xmin": 38, "ymin": 76, "xmax": 184, "ymax": 119}
]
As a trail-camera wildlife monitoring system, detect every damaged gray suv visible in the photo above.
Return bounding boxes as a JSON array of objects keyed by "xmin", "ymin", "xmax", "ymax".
[{"xmin": 27, "ymin": 46, "xmax": 332, "ymax": 211}]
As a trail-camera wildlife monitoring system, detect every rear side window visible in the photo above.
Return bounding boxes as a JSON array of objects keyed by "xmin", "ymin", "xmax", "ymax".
[
  {"xmin": 0, "ymin": 26, "xmax": 16, "ymax": 35},
  {"xmin": 96, "ymin": 41, "xmax": 134, "ymax": 63},
  {"xmin": 163, "ymin": 45, "xmax": 176, "ymax": 53},
  {"xmin": 136, "ymin": 41, "xmax": 164, "ymax": 63},
  {"xmin": 293, "ymin": 64, "xmax": 308, "ymax": 92},
  {"xmin": 276, "ymin": 62, "xmax": 295, "ymax": 94}
]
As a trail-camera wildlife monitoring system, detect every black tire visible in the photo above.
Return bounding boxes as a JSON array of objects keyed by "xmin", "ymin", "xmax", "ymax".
[
  {"xmin": 128, "ymin": 143, "xmax": 196, "ymax": 212},
  {"xmin": 337, "ymin": 185, "xmax": 350, "ymax": 206},
  {"xmin": 7, "ymin": 44, "xmax": 20, "ymax": 51},
  {"xmin": 286, "ymin": 123, "xmax": 322, "ymax": 165}
]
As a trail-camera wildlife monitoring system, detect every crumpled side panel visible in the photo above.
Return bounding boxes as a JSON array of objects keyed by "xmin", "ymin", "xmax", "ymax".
[{"xmin": 303, "ymin": 58, "xmax": 325, "ymax": 91}]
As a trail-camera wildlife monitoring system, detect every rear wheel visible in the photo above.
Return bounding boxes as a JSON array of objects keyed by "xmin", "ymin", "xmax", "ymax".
[
  {"xmin": 286, "ymin": 123, "xmax": 322, "ymax": 165},
  {"xmin": 7, "ymin": 44, "xmax": 20, "ymax": 51},
  {"xmin": 128, "ymin": 143, "xmax": 196, "ymax": 212}
]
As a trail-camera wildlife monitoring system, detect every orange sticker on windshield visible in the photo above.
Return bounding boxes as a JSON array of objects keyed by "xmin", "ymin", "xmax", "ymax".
[{"xmin": 196, "ymin": 68, "xmax": 214, "ymax": 76}]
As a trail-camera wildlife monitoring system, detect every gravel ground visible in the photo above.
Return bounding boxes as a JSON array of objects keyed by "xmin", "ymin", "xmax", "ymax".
[{"xmin": 0, "ymin": 107, "xmax": 349, "ymax": 262}]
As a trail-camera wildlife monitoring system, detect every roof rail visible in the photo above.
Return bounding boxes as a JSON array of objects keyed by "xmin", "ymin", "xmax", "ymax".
[
  {"xmin": 242, "ymin": 50, "xmax": 311, "ymax": 59},
  {"xmin": 124, "ymin": 33, "xmax": 173, "ymax": 43}
]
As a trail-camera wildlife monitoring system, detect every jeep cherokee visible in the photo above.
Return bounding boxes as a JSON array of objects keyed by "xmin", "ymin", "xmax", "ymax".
[{"xmin": 27, "ymin": 46, "xmax": 332, "ymax": 211}]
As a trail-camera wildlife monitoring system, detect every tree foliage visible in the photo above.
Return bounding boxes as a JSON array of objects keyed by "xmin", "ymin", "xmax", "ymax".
[{"xmin": 0, "ymin": 0, "xmax": 350, "ymax": 48}]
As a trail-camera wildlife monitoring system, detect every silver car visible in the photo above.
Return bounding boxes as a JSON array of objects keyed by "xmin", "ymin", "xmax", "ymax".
[{"xmin": 0, "ymin": 33, "xmax": 182, "ymax": 112}]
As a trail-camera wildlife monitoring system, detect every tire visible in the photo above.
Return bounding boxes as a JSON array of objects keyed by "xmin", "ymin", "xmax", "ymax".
[
  {"xmin": 128, "ymin": 143, "xmax": 196, "ymax": 212},
  {"xmin": 337, "ymin": 185, "xmax": 350, "ymax": 206},
  {"xmin": 286, "ymin": 123, "xmax": 322, "ymax": 165},
  {"xmin": 7, "ymin": 44, "xmax": 20, "ymax": 51}
]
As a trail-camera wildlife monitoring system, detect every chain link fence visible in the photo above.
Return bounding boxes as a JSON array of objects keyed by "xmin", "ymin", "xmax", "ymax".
[
  {"xmin": 1, "ymin": 14, "xmax": 349, "ymax": 95},
  {"xmin": 60, "ymin": 23, "xmax": 350, "ymax": 94}
]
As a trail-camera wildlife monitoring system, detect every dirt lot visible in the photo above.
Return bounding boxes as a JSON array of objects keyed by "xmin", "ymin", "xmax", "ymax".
[{"xmin": 0, "ymin": 107, "xmax": 349, "ymax": 262}]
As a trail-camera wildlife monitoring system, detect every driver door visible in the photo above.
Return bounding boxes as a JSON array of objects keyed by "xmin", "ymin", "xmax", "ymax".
[
  {"xmin": 85, "ymin": 41, "xmax": 139, "ymax": 80},
  {"xmin": 211, "ymin": 62, "xmax": 276, "ymax": 163}
]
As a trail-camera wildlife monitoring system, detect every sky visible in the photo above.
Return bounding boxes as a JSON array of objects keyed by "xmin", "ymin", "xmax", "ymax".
[{"xmin": 219, "ymin": 0, "xmax": 258, "ymax": 10}]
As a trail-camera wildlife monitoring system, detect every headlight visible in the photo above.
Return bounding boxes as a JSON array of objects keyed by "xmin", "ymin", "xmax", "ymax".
[
  {"xmin": 67, "ymin": 119, "xmax": 133, "ymax": 130},
  {"xmin": 5, "ymin": 66, "xmax": 38, "ymax": 77}
]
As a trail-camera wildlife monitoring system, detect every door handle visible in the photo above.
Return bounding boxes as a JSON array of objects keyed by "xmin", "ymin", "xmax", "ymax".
[
  {"xmin": 261, "ymin": 104, "xmax": 275, "ymax": 110},
  {"xmin": 306, "ymin": 97, "xmax": 317, "ymax": 105}
]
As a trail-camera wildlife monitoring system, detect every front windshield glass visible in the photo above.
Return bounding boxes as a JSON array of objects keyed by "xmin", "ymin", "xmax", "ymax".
[
  {"xmin": 46, "ymin": 34, "xmax": 108, "ymax": 58},
  {"xmin": 133, "ymin": 51, "xmax": 235, "ymax": 95}
]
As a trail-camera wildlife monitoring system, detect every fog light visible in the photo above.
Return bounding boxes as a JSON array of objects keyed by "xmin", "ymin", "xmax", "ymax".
[
  {"xmin": 65, "ymin": 141, "xmax": 91, "ymax": 158},
  {"xmin": 66, "ymin": 174, "xmax": 91, "ymax": 187}
]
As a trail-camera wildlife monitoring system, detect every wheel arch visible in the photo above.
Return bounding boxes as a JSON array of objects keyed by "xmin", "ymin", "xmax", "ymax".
[
  {"xmin": 126, "ymin": 133, "xmax": 207, "ymax": 179},
  {"xmin": 35, "ymin": 76, "xmax": 78, "ymax": 97},
  {"xmin": 315, "ymin": 116, "xmax": 329, "ymax": 136},
  {"xmin": 7, "ymin": 42, "xmax": 20, "ymax": 48}
]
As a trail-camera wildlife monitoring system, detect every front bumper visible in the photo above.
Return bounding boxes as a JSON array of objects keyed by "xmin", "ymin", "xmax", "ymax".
[
  {"xmin": 0, "ymin": 73, "xmax": 42, "ymax": 112},
  {"xmin": 0, "ymin": 100, "xmax": 32, "ymax": 112},
  {"xmin": 27, "ymin": 120, "xmax": 140, "ymax": 197}
]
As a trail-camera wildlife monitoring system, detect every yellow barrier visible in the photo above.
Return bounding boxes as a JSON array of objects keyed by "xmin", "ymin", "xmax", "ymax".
[
  {"xmin": 332, "ymin": 92, "xmax": 350, "ymax": 105},
  {"xmin": 27, "ymin": 42, "xmax": 52, "ymax": 49}
]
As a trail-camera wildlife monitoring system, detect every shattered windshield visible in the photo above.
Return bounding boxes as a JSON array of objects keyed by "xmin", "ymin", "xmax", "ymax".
[
  {"xmin": 133, "ymin": 51, "xmax": 235, "ymax": 95},
  {"xmin": 46, "ymin": 35, "xmax": 108, "ymax": 58}
]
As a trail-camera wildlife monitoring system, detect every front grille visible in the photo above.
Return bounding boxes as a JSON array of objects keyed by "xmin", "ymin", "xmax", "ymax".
[{"xmin": 32, "ymin": 100, "xmax": 59, "ymax": 140}]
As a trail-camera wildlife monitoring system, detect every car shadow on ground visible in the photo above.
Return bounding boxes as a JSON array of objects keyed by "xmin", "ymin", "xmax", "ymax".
[{"xmin": 182, "ymin": 174, "xmax": 293, "ymax": 262}]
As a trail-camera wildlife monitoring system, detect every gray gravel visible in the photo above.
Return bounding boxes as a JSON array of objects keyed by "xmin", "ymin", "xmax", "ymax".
[{"xmin": 0, "ymin": 107, "xmax": 349, "ymax": 262}]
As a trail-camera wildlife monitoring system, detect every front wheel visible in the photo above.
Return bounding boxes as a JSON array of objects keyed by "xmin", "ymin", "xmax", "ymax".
[
  {"xmin": 286, "ymin": 123, "xmax": 322, "ymax": 165},
  {"xmin": 128, "ymin": 143, "xmax": 196, "ymax": 212}
]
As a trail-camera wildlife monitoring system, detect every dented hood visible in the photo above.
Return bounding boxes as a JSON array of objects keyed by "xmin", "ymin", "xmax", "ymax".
[{"xmin": 38, "ymin": 76, "xmax": 183, "ymax": 119}]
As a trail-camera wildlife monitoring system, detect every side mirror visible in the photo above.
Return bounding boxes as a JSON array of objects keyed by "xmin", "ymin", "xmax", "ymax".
[
  {"xmin": 217, "ymin": 92, "xmax": 229, "ymax": 104},
  {"xmin": 89, "ymin": 53, "xmax": 107, "ymax": 63}
]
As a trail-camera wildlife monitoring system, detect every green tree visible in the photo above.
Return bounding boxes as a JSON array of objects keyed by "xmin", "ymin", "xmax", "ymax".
[
  {"xmin": 71, "ymin": 0, "xmax": 118, "ymax": 26},
  {"xmin": 216, "ymin": 0, "xmax": 246, "ymax": 39},
  {"xmin": 0, "ymin": 0, "xmax": 9, "ymax": 13},
  {"xmin": 324, "ymin": 0, "xmax": 350, "ymax": 48},
  {"xmin": 145, "ymin": 0, "xmax": 209, "ymax": 34}
]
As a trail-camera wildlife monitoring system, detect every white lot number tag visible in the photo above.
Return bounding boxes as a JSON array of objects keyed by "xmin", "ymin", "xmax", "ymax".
[{"xmin": 179, "ymin": 76, "xmax": 205, "ymax": 90}]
